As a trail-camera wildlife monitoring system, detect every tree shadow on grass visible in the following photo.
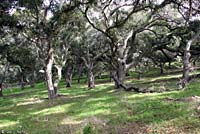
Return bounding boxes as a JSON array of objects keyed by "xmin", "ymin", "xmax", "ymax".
[{"xmin": 1, "ymin": 81, "xmax": 200, "ymax": 134}]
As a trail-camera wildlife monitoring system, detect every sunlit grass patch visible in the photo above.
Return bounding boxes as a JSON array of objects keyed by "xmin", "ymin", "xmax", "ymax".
[
  {"xmin": 60, "ymin": 117, "xmax": 83, "ymax": 125},
  {"xmin": 1, "ymin": 70, "xmax": 200, "ymax": 133},
  {"xmin": 0, "ymin": 120, "xmax": 19, "ymax": 128},
  {"xmin": 16, "ymin": 98, "xmax": 44, "ymax": 106}
]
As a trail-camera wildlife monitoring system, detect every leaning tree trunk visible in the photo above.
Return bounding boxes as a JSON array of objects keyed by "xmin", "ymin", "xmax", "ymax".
[
  {"xmin": 0, "ymin": 83, "xmax": 3, "ymax": 97},
  {"xmin": 111, "ymin": 61, "xmax": 140, "ymax": 92},
  {"xmin": 113, "ymin": 62, "xmax": 126, "ymax": 89},
  {"xmin": 181, "ymin": 40, "xmax": 192, "ymax": 88},
  {"xmin": 53, "ymin": 66, "xmax": 62, "ymax": 95},
  {"xmin": 181, "ymin": 30, "xmax": 200, "ymax": 88},
  {"xmin": 65, "ymin": 66, "xmax": 73, "ymax": 88},
  {"xmin": 88, "ymin": 68, "xmax": 95, "ymax": 88},
  {"xmin": 112, "ymin": 70, "xmax": 125, "ymax": 89},
  {"xmin": 45, "ymin": 40, "xmax": 56, "ymax": 99}
]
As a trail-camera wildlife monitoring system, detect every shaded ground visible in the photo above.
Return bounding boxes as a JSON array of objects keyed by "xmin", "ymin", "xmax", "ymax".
[{"xmin": 1, "ymin": 70, "xmax": 200, "ymax": 133}]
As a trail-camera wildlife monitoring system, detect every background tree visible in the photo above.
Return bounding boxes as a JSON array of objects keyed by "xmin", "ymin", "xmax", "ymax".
[{"xmin": 82, "ymin": 0, "xmax": 175, "ymax": 91}]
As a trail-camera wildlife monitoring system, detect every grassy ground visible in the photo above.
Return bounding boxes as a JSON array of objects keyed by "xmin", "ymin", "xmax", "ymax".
[{"xmin": 1, "ymin": 70, "xmax": 200, "ymax": 134}]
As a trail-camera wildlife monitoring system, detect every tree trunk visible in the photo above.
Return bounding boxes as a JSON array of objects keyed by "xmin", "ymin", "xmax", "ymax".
[
  {"xmin": 159, "ymin": 63, "xmax": 164, "ymax": 74},
  {"xmin": 0, "ymin": 62, "xmax": 9, "ymax": 97},
  {"xmin": 0, "ymin": 83, "xmax": 3, "ymax": 97},
  {"xmin": 111, "ymin": 64, "xmax": 126, "ymax": 89},
  {"xmin": 109, "ymin": 71, "xmax": 112, "ymax": 82},
  {"xmin": 45, "ymin": 39, "xmax": 56, "ymax": 99},
  {"xmin": 30, "ymin": 70, "xmax": 36, "ymax": 88},
  {"xmin": 53, "ymin": 66, "xmax": 62, "ymax": 95},
  {"xmin": 88, "ymin": 68, "xmax": 95, "ymax": 88},
  {"xmin": 77, "ymin": 63, "xmax": 83, "ymax": 83},
  {"xmin": 65, "ymin": 66, "xmax": 73, "ymax": 88},
  {"xmin": 181, "ymin": 40, "xmax": 192, "ymax": 88},
  {"xmin": 137, "ymin": 65, "xmax": 142, "ymax": 80},
  {"xmin": 112, "ymin": 70, "xmax": 125, "ymax": 89},
  {"xmin": 138, "ymin": 72, "xmax": 142, "ymax": 80},
  {"xmin": 111, "ymin": 62, "xmax": 140, "ymax": 92},
  {"xmin": 181, "ymin": 30, "xmax": 200, "ymax": 88},
  {"xmin": 168, "ymin": 62, "xmax": 172, "ymax": 69},
  {"xmin": 20, "ymin": 72, "xmax": 25, "ymax": 90}
]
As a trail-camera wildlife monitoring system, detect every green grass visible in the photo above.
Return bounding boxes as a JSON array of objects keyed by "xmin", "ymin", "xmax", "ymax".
[{"xmin": 1, "ymin": 70, "xmax": 200, "ymax": 133}]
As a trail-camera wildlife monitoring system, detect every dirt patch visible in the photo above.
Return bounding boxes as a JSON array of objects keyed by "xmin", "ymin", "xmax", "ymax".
[
  {"xmin": 113, "ymin": 121, "xmax": 199, "ymax": 134},
  {"xmin": 83, "ymin": 117, "xmax": 108, "ymax": 126},
  {"xmin": 110, "ymin": 121, "xmax": 148, "ymax": 134},
  {"xmin": 165, "ymin": 96, "xmax": 200, "ymax": 103},
  {"xmin": 146, "ymin": 123, "xmax": 199, "ymax": 134}
]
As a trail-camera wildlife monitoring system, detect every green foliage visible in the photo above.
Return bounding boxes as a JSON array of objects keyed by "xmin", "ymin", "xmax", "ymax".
[{"xmin": 83, "ymin": 124, "xmax": 93, "ymax": 134}]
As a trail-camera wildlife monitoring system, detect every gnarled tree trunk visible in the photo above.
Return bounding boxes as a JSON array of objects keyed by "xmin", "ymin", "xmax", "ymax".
[
  {"xmin": 111, "ymin": 57, "xmax": 139, "ymax": 92},
  {"xmin": 113, "ymin": 62, "xmax": 126, "ymax": 89}
]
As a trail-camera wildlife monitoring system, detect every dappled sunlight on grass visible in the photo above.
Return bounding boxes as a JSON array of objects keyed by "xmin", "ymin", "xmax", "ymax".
[
  {"xmin": 31, "ymin": 103, "xmax": 73, "ymax": 116},
  {"xmin": 17, "ymin": 98, "xmax": 44, "ymax": 106},
  {"xmin": 0, "ymin": 120, "xmax": 19, "ymax": 128},
  {"xmin": 78, "ymin": 109, "xmax": 110, "ymax": 118},
  {"xmin": 0, "ymin": 111, "xmax": 14, "ymax": 116},
  {"xmin": 1, "ymin": 70, "xmax": 200, "ymax": 133},
  {"xmin": 147, "ymin": 73, "xmax": 182, "ymax": 82},
  {"xmin": 60, "ymin": 117, "xmax": 83, "ymax": 125},
  {"xmin": 95, "ymin": 82, "xmax": 113, "ymax": 87}
]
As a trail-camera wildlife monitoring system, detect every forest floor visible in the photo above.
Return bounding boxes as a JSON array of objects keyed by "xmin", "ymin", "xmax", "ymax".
[{"xmin": 1, "ymin": 69, "xmax": 200, "ymax": 134}]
